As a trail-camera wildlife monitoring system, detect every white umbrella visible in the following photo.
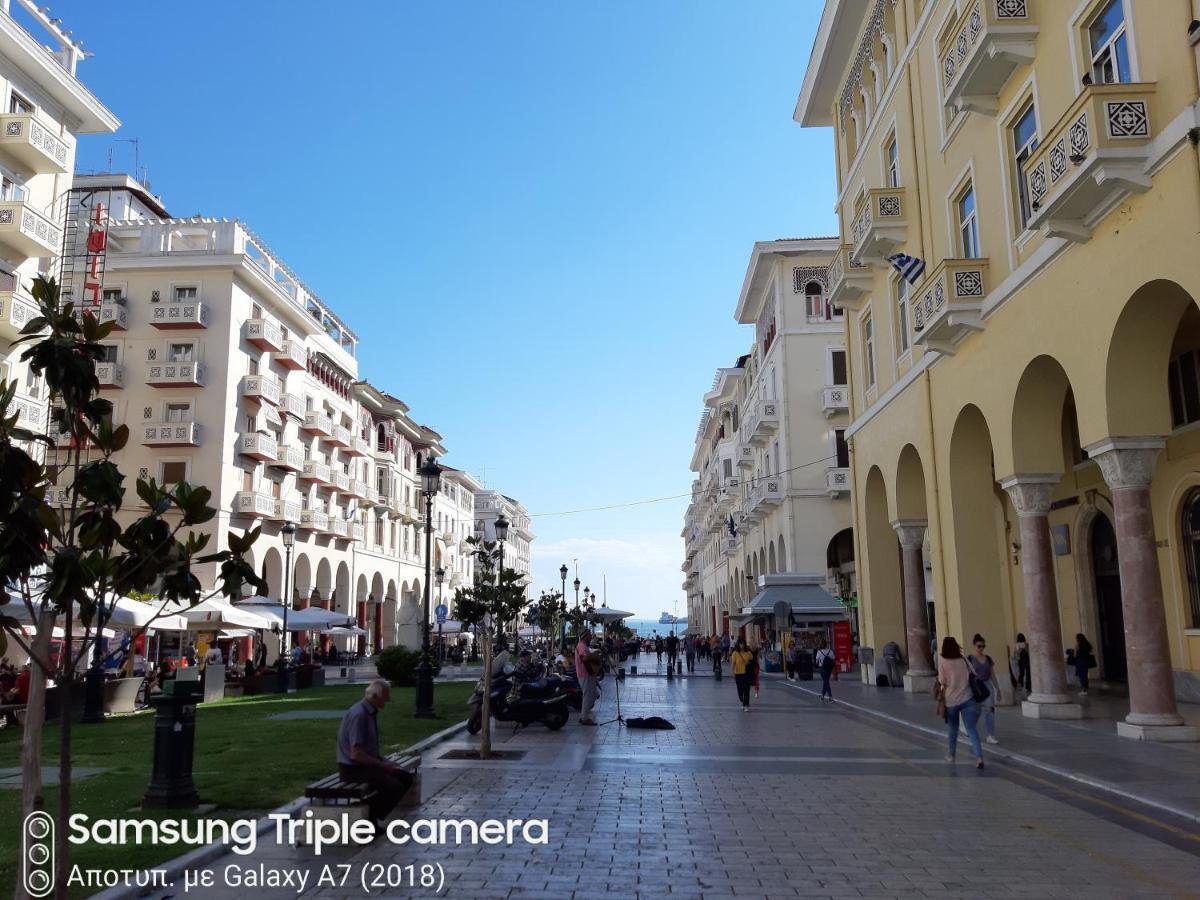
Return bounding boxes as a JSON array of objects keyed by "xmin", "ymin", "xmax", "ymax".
[
  {"xmin": 591, "ymin": 606, "xmax": 634, "ymax": 624},
  {"xmin": 22, "ymin": 625, "xmax": 117, "ymax": 639},
  {"xmin": 234, "ymin": 599, "xmax": 352, "ymax": 631},
  {"xmin": 105, "ymin": 597, "xmax": 189, "ymax": 631},
  {"xmin": 171, "ymin": 597, "xmax": 273, "ymax": 631},
  {"xmin": 324, "ymin": 625, "xmax": 368, "ymax": 637}
]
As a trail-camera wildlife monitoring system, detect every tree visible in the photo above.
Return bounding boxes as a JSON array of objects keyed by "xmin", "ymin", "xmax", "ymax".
[
  {"xmin": 525, "ymin": 589, "xmax": 563, "ymax": 649},
  {"xmin": 0, "ymin": 276, "xmax": 262, "ymax": 899},
  {"xmin": 566, "ymin": 590, "xmax": 597, "ymax": 645},
  {"xmin": 452, "ymin": 536, "xmax": 526, "ymax": 760}
]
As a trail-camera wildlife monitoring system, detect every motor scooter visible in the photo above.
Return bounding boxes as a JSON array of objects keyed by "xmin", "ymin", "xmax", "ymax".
[{"xmin": 466, "ymin": 667, "xmax": 571, "ymax": 733}]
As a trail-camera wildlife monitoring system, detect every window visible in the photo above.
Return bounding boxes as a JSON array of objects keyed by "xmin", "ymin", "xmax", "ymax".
[
  {"xmin": 1013, "ymin": 103, "xmax": 1039, "ymax": 227},
  {"xmin": 863, "ymin": 314, "xmax": 876, "ymax": 388},
  {"xmin": 245, "ymin": 415, "xmax": 256, "ymax": 433},
  {"xmin": 896, "ymin": 278, "xmax": 910, "ymax": 354},
  {"xmin": 957, "ymin": 185, "xmax": 980, "ymax": 259},
  {"xmin": 804, "ymin": 281, "xmax": 830, "ymax": 321},
  {"xmin": 242, "ymin": 470, "xmax": 253, "ymax": 492},
  {"xmin": 831, "ymin": 350, "xmax": 848, "ymax": 386},
  {"xmin": 160, "ymin": 461, "xmax": 187, "ymax": 484},
  {"xmin": 164, "ymin": 402, "xmax": 191, "ymax": 423},
  {"xmin": 9, "ymin": 92, "xmax": 32, "ymax": 114},
  {"xmin": 0, "ymin": 174, "xmax": 27, "ymax": 202},
  {"xmin": 251, "ymin": 303, "xmax": 262, "ymax": 318},
  {"xmin": 885, "ymin": 135, "xmax": 900, "ymax": 187},
  {"xmin": 102, "ymin": 287, "xmax": 124, "ymax": 302},
  {"xmin": 167, "ymin": 343, "xmax": 193, "ymax": 362},
  {"xmin": 1168, "ymin": 349, "xmax": 1200, "ymax": 428},
  {"xmin": 1089, "ymin": 0, "xmax": 1130, "ymax": 85},
  {"xmin": 834, "ymin": 429, "xmax": 850, "ymax": 468},
  {"xmin": 248, "ymin": 357, "xmax": 258, "ymax": 375},
  {"xmin": 1183, "ymin": 490, "xmax": 1200, "ymax": 627},
  {"xmin": 99, "ymin": 344, "xmax": 118, "ymax": 363},
  {"xmin": 173, "ymin": 286, "xmax": 197, "ymax": 301}
]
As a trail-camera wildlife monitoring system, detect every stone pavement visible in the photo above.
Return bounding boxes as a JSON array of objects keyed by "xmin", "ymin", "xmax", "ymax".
[{"xmin": 154, "ymin": 671, "xmax": 1200, "ymax": 900}]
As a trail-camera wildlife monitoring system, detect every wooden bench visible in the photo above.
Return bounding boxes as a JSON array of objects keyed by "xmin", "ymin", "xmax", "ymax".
[{"xmin": 304, "ymin": 754, "xmax": 421, "ymax": 816}]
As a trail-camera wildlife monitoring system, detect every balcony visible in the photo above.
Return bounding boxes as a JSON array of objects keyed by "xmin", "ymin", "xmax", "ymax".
[
  {"xmin": 911, "ymin": 259, "xmax": 989, "ymax": 355},
  {"xmin": 233, "ymin": 491, "xmax": 276, "ymax": 519},
  {"xmin": 0, "ymin": 201, "xmax": 60, "ymax": 259},
  {"xmin": 300, "ymin": 509, "xmax": 330, "ymax": 533},
  {"xmin": 96, "ymin": 362, "xmax": 124, "ymax": 390},
  {"xmin": 302, "ymin": 410, "xmax": 333, "ymax": 436},
  {"xmin": 143, "ymin": 422, "xmax": 202, "ymax": 448},
  {"xmin": 96, "ymin": 301, "xmax": 127, "ymax": 331},
  {"xmin": 0, "ymin": 114, "xmax": 71, "ymax": 173},
  {"xmin": 150, "ymin": 301, "xmax": 209, "ymax": 330},
  {"xmin": 1023, "ymin": 83, "xmax": 1156, "ymax": 242},
  {"xmin": 372, "ymin": 442, "xmax": 393, "ymax": 463},
  {"xmin": 240, "ymin": 374, "xmax": 281, "ymax": 406},
  {"xmin": 330, "ymin": 518, "xmax": 350, "ymax": 540},
  {"xmin": 344, "ymin": 435, "xmax": 370, "ymax": 457},
  {"xmin": 735, "ymin": 442, "xmax": 755, "ymax": 470},
  {"xmin": 242, "ymin": 318, "xmax": 283, "ymax": 352},
  {"xmin": 351, "ymin": 522, "xmax": 365, "ymax": 543},
  {"xmin": 0, "ymin": 289, "xmax": 40, "ymax": 341},
  {"xmin": 348, "ymin": 478, "xmax": 368, "ymax": 499},
  {"xmin": 827, "ymin": 244, "xmax": 873, "ymax": 312},
  {"xmin": 271, "ymin": 444, "xmax": 305, "ymax": 472},
  {"xmin": 272, "ymin": 339, "xmax": 307, "ymax": 370},
  {"xmin": 301, "ymin": 459, "xmax": 336, "ymax": 488},
  {"xmin": 329, "ymin": 424, "xmax": 352, "ymax": 448},
  {"xmin": 743, "ymin": 485, "xmax": 765, "ymax": 523},
  {"xmin": 334, "ymin": 470, "xmax": 351, "ymax": 494},
  {"xmin": 761, "ymin": 478, "xmax": 784, "ymax": 507},
  {"xmin": 238, "ymin": 432, "xmax": 278, "ymax": 461},
  {"xmin": 362, "ymin": 487, "xmax": 383, "ymax": 507},
  {"xmin": 826, "ymin": 467, "xmax": 852, "ymax": 497},
  {"xmin": 274, "ymin": 496, "xmax": 302, "ymax": 524},
  {"xmin": 746, "ymin": 400, "xmax": 779, "ymax": 446},
  {"xmin": 850, "ymin": 188, "xmax": 908, "ymax": 265},
  {"xmin": 723, "ymin": 536, "xmax": 738, "ymax": 558},
  {"xmin": 280, "ymin": 393, "xmax": 305, "ymax": 420},
  {"xmin": 146, "ymin": 359, "xmax": 206, "ymax": 388},
  {"xmin": 941, "ymin": 0, "xmax": 1037, "ymax": 115},
  {"xmin": 823, "ymin": 385, "xmax": 849, "ymax": 417},
  {"xmin": 10, "ymin": 390, "xmax": 42, "ymax": 432}
]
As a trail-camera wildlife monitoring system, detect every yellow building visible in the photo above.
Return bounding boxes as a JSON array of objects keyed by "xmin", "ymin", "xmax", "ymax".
[{"xmin": 796, "ymin": 0, "xmax": 1200, "ymax": 740}]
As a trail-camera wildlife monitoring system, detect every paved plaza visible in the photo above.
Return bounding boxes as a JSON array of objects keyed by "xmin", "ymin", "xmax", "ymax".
[{"xmin": 157, "ymin": 665, "xmax": 1200, "ymax": 900}]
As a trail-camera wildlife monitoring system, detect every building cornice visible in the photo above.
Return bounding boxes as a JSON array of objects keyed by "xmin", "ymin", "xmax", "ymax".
[
  {"xmin": 794, "ymin": 0, "xmax": 870, "ymax": 128},
  {"xmin": 734, "ymin": 238, "xmax": 840, "ymax": 324}
]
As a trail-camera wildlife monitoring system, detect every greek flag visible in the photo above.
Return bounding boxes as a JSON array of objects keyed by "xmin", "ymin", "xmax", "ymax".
[
  {"xmin": 888, "ymin": 252, "xmax": 926, "ymax": 285},
  {"xmin": 727, "ymin": 514, "xmax": 737, "ymax": 537}
]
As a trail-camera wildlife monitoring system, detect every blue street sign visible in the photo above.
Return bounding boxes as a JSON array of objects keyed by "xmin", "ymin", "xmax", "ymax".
[{"xmin": 435, "ymin": 603, "xmax": 448, "ymax": 624}]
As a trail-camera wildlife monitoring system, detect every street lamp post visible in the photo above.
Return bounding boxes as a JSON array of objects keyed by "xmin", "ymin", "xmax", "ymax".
[
  {"xmin": 559, "ymin": 564, "xmax": 568, "ymax": 653},
  {"xmin": 414, "ymin": 456, "xmax": 442, "ymax": 718},
  {"xmin": 435, "ymin": 566, "xmax": 445, "ymax": 664},
  {"xmin": 278, "ymin": 523, "xmax": 296, "ymax": 693},
  {"xmin": 572, "ymin": 577, "xmax": 580, "ymax": 642},
  {"xmin": 494, "ymin": 513, "xmax": 510, "ymax": 648}
]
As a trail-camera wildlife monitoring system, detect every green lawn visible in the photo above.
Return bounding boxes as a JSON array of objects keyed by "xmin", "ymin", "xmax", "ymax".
[{"xmin": 0, "ymin": 681, "xmax": 473, "ymax": 897}]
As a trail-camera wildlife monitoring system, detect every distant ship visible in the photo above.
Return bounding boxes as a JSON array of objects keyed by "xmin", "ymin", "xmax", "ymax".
[{"xmin": 658, "ymin": 612, "xmax": 687, "ymax": 625}]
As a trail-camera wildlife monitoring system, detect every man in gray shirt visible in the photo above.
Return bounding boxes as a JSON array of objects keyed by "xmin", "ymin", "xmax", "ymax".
[{"xmin": 337, "ymin": 680, "xmax": 413, "ymax": 828}]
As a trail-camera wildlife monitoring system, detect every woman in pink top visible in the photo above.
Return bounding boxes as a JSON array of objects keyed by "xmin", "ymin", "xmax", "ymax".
[{"xmin": 937, "ymin": 636, "xmax": 984, "ymax": 768}]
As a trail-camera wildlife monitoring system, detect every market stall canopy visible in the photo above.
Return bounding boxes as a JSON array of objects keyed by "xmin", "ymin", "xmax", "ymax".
[
  {"xmin": 591, "ymin": 606, "xmax": 634, "ymax": 624},
  {"xmin": 742, "ymin": 575, "xmax": 847, "ymax": 624},
  {"xmin": 325, "ymin": 625, "xmax": 368, "ymax": 637},
  {"xmin": 2, "ymin": 594, "xmax": 188, "ymax": 631}
]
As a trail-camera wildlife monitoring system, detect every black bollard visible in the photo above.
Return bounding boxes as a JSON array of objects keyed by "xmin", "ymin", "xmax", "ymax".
[{"xmin": 143, "ymin": 680, "xmax": 201, "ymax": 809}]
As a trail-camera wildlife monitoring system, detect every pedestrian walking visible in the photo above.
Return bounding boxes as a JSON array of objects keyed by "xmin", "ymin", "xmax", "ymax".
[
  {"xmin": 751, "ymin": 647, "xmax": 761, "ymax": 698},
  {"xmin": 720, "ymin": 633, "xmax": 731, "ymax": 661},
  {"xmin": 730, "ymin": 639, "xmax": 755, "ymax": 711},
  {"xmin": 576, "ymin": 628, "xmax": 601, "ymax": 725},
  {"xmin": 881, "ymin": 639, "xmax": 904, "ymax": 688},
  {"xmin": 786, "ymin": 640, "xmax": 801, "ymax": 680},
  {"xmin": 1011, "ymin": 632, "xmax": 1031, "ymax": 697},
  {"xmin": 666, "ymin": 632, "xmax": 679, "ymax": 671},
  {"xmin": 815, "ymin": 638, "xmax": 836, "ymax": 701},
  {"xmin": 655, "ymin": 634, "xmax": 664, "ymax": 665},
  {"xmin": 968, "ymin": 633, "xmax": 1001, "ymax": 745},
  {"xmin": 936, "ymin": 636, "xmax": 985, "ymax": 768},
  {"xmin": 711, "ymin": 635, "xmax": 722, "ymax": 674},
  {"xmin": 1070, "ymin": 633, "xmax": 1095, "ymax": 696},
  {"xmin": 684, "ymin": 636, "xmax": 696, "ymax": 673}
]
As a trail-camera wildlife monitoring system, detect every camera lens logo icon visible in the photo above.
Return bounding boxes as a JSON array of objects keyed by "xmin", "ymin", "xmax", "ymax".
[{"xmin": 23, "ymin": 811, "xmax": 55, "ymax": 898}]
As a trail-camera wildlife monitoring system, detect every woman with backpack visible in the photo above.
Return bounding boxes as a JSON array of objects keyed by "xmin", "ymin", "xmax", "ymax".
[
  {"xmin": 936, "ymin": 636, "xmax": 985, "ymax": 768},
  {"xmin": 968, "ymin": 633, "xmax": 1001, "ymax": 745},
  {"xmin": 815, "ymin": 638, "xmax": 836, "ymax": 702},
  {"xmin": 729, "ymin": 638, "xmax": 755, "ymax": 711}
]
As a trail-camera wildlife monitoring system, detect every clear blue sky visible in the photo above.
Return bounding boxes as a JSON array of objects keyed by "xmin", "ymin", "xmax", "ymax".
[{"xmin": 65, "ymin": 1, "xmax": 835, "ymax": 618}]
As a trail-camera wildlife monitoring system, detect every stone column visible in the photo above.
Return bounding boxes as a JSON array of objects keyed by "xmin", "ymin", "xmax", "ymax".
[
  {"xmin": 891, "ymin": 519, "xmax": 935, "ymax": 693},
  {"xmin": 1000, "ymin": 475, "xmax": 1082, "ymax": 719},
  {"xmin": 1090, "ymin": 440, "xmax": 1197, "ymax": 742}
]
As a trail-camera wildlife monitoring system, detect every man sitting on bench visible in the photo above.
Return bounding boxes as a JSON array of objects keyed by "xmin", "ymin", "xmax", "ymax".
[{"xmin": 336, "ymin": 680, "xmax": 414, "ymax": 830}]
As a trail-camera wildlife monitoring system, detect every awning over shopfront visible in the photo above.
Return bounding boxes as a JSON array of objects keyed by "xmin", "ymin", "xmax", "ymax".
[{"xmin": 740, "ymin": 574, "xmax": 847, "ymax": 626}]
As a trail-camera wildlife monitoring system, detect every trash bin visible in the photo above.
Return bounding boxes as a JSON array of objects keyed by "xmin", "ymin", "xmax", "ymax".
[
  {"xmin": 143, "ymin": 680, "xmax": 201, "ymax": 809},
  {"xmin": 859, "ymin": 646, "xmax": 875, "ymax": 684},
  {"xmin": 796, "ymin": 650, "xmax": 814, "ymax": 681}
]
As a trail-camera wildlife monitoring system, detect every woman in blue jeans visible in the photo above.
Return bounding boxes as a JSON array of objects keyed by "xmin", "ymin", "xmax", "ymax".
[{"xmin": 937, "ymin": 636, "xmax": 984, "ymax": 768}]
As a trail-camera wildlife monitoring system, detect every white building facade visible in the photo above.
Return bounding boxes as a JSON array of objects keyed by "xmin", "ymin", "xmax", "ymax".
[
  {"xmin": 473, "ymin": 490, "xmax": 534, "ymax": 584},
  {"xmin": 684, "ymin": 239, "xmax": 854, "ymax": 639}
]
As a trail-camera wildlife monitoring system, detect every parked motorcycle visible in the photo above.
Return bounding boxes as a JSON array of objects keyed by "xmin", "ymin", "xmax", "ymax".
[{"xmin": 466, "ymin": 670, "xmax": 571, "ymax": 733}]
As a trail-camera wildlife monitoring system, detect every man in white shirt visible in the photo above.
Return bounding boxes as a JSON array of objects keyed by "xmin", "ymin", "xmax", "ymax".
[{"xmin": 203, "ymin": 645, "xmax": 224, "ymax": 667}]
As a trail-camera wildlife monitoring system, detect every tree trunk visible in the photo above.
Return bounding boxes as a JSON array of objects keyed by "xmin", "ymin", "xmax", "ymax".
[
  {"xmin": 55, "ymin": 608, "xmax": 73, "ymax": 900},
  {"xmin": 16, "ymin": 607, "xmax": 55, "ymax": 900},
  {"xmin": 480, "ymin": 630, "xmax": 492, "ymax": 760}
]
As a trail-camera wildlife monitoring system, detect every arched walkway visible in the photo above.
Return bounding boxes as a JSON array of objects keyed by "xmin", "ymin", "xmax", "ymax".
[
  {"xmin": 263, "ymin": 547, "xmax": 283, "ymax": 599},
  {"xmin": 862, "ymin": 466, "xmax": 903, "ymax": 655},
  {"xmin": 892, "ymin": 444, "xmax": 934, "ymax": 688}
]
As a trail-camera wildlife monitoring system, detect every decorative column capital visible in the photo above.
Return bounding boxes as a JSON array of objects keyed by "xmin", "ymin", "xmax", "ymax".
[
  {"xmin": 1085, "ymin": 438, "xmax": 1165, "ymax": 491},
  {"xmin": 891, "ymin": 518, "xmax": 928, "ymax": 550},
  {"xmin": 999, "ymin": 474, "xmax": 1060, "ymax": 518}
]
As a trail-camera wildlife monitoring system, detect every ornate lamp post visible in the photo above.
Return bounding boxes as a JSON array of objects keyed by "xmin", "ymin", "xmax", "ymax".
[
  {"xmin": 559, "ymin": 564, "xmax": 568, "ymax": 652},
  {"xmin": 274, "ymin": 523, "xmax": 297, "ymax": 693},
  {"xmin": 414, "ymin": 455, "xmax": 442, "ymax": 718},
  {"xmin": 435, "ymin": 565, "xmax": 445, "ymax": 663},
  {"xmin": 494, "ymin": 512, "xmax": 510, "ymax": 648}
]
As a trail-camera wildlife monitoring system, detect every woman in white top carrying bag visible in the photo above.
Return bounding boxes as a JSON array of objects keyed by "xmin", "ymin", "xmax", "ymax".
[{"xmin": 814, "ymin": 638, "xmax": 836, "ymax": 702}]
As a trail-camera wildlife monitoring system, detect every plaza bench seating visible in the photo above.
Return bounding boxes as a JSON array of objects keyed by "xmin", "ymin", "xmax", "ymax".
[{"xmin": 304, "ymin": 753, "xmax": 421, "ymax": 811}]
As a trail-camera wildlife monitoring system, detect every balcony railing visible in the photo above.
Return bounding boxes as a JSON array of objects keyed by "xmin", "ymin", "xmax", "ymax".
[
  {"xmin": 761, "ymin": 478, "xmax": 784, "ymax": 507},
  {"xmin": 242, "ymin": 318, "xmax": 283, "ymax": 351},
  {"xmin": 349, "ymin": 478, "xmax": 368, "ymax": 499},
  {"xmin": 334, "ymin": 470, "xmax": 351, "ymax": 493},
  {"xmin": 240, "ymin": 374, "xmax": 281, "ymax": 406},
  {"xmin": 233, "ymin": 491, "xmax": 276, "ymax": 519},
  {"xmin": 302, "ymin": 410, "xmax": 333, "ymax": 436},
  {"xmin": 826, "ymin": 467, "xmax": 851, "ymax": 497},
  {"xmin": 351, "ymin": 522, "xmax": 365, "ymax": 543},
  {"xmin": 827, "ymin": 244, "xmax": 873, "ymax": 312},
  {"xmin": 143, "ymin": 422, "xmax": 201, "ymax": 447},
  {"xmin": 344, "ymin": 435, "xmax": 370, "ymax": 457},
  {"xmin": 96, "ymin": 362, "xmax": 124, "ymax": 389},
  {"xmin": 823, "ymin": 385, "xmax": 849, "ymax": 417},
  {"xmin": 238, "ymin": 432, "xmax": 278, "ymax": 461},
  {"xmin": 850, "ymin": 188, "xmax": 907, "ymax": 265},
  {"xmin": 746, "ymin": 400, "xmax": 779, "ymax": 446},
  {"xmin": 911, "ymin": 259, "xmax": 989, "ymax": 355},
  {"xmin": 274, "ymin": 497, "xmax": 302, "ymax": 523},
  {"xmin": 150, "ymin": 301, "xmax": 209, "ymax": 330},
  {"xmin": 1023, "ymin": 83, "xmax": 1156, "ymax": 242},
  {"xmin": 735, "ymin": 442, "xmax": 754, "ymax": 470},
  {"xmin": 330, "ymin": 518, "xmax": 350, "ymax": 539},
  {"xmin": 280, "ymin": 393, "xmax": 305, "ymax": 419},
  {"xmin": 300, "ymin": 508, "xmax": 330, "ymax": 532},
  {"xmin": 723, "ymin": 536, "xmax": 738, "ymax": 557},
  {"xmin": 941, "ymin": 0, "xmax": 1037, "ymax": 115},
  {"xmin": 271, "ymin": 444, "xmax": 305, "ymax": 472},
  {"xmin": 0, "ymin": 200, "xmax": 59, "ymax": 259},
  {"xmin": 96, "ymin": 301, "xmax": 127, "ymax": 331},
  {"xmin": 146, "ymin": 359, "xmax": 205, "ymax": 387},
  {"xmin": 329, "ymin": 424, "xmax": 352, "ymax": 448},
  {"xmin": 10, "ymin": 390, "xmax": 42, "ymax": 432},
  {"xmin": 301, "ymin": 459, "xmax": 335, "ymax": 487},
  {"xmin": 0, "ymin": 113, "xmax": 71, "ymax": 173},
  {"xmin": 0, "ymin": 290, "xmax": 40, "ymax": 341},
  {"xmin": 272, "ymin": 339, "xmax": 307, "ymax": 370}
]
